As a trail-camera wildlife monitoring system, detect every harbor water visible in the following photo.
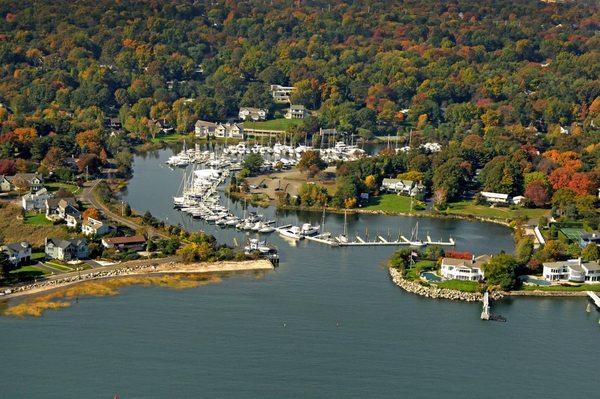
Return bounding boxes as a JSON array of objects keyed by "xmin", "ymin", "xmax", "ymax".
[{"xmin": 1, "ymin": 148, "xmax": 598, "ymax": 398}]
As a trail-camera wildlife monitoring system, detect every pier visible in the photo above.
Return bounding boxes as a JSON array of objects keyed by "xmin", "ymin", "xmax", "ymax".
[
  {"xmin": 304, "ymin": 234, "xmax": 455, "ymax": 247},
  {"xmin": 587, "ymin": 291, "xmax": 600, "ymax": 308},
  {"xmin": 481, "ymin": 292, "xmax": 490, "ymax": 320}
]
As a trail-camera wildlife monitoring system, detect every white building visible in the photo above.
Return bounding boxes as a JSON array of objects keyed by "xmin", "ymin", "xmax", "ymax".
[
  {"xmin": 440, "ymin": 255, "xmax": 491, "ymax": 281},
  {"xmin": 381, "ymin": 178, "xmax": 424, "ymax": 197},
  {"xmin": 238, "ymin": 107, "xmax": 267, "ymax": 121},
  {"xmin": 270, "ymin": 84, "xmax": 295, "ymax": 103},
  {"xmin": 81, "ymin": 217, "xmax": 109, "ymax": 236},
  {"xmin": 543, "ymin": 258, "xmax": 600, "ymax": 283},
  {"xmin": 194, "ymin": 120, "xmax": 217, "ymax": 138},
  {"xmin": 480, "ymin": 191, "xmax": 509, "ymax": 204},
  {"xmin": 22, "ymin": 188, "xmax": 52, "ymax": 211},
  {"xmin": 215, "ymin": 123, "xmax": 244, "ymax": 139},
  {"xmin": 285, "ymin": 105, "xmax": 308, "ymax": 119},
  {"xmin": 1, "ymin": 242, "xmax": 32, "ymax": 266}
]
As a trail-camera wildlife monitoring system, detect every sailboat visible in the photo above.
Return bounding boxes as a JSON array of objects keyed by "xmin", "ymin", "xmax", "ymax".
[
  {"xmin": 335, "ymin": 209, "xmax": 349, "ymax": 243},
  {"xmin": 409, "ymin": 221, "xmax": 425, "ymax": 247}
]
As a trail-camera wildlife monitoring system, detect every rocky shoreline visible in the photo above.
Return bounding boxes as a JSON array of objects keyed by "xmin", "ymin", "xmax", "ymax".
[{"xmin": 388, "ymin": 268, "xmax": 504, "ymax": 302}]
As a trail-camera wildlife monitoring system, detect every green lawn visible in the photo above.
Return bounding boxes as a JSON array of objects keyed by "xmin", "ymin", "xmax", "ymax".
[
  {"xmin": 522, "ymin": 284, "xmax": 600, "ymax": 292},
  {"xmin": 244, "ymin": 118, "xmax": 303, "ymax": 131},
  {"xmin": 406, "ymin": 260, "xmax": 437, "ymax": 280},
  {"xmin": 24, "ymin": 212, "xmax": 53, "ymax": 226},
  {"xmin": 44, "ymin": 261, "xmax": 73, "ymax": 271},
  {"xmin": 363, "ymin": 194, "xmax": 425, "ymax": 213},
  {"xmin": 46, "ymin": 182, "xmax": 82, "ymax": 195},
  {"xmin": 434, "ymin": 280, "xmax": 482, "ymax": 292},
  {"xmin": 149, "ymin": 133, "xmax": 192, "ymax": 144},
  {"xmin": 10, "ymin": 265, "xmax": 48, "ymax": 279},
  {"xmin": 444, "ymin": 201, "xmax": 549, "ymax": 221},
  {"xmin": 31, "ymin": 252, "xmax": 46, "ymax": 261}
]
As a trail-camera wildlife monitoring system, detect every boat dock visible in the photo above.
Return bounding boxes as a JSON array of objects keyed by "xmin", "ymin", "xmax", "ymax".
[
  {"xmin": 587, "ymin": 291, "xmax": 600, "ymax": 308},
  {"xmin": 304, "ymin": 234, "xmax": 455, "ymax": 247}
]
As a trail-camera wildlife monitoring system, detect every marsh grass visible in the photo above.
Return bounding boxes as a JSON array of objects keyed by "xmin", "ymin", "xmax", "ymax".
[{"xmin": 3, "ymin": 274, "xmax": 223, "ymax": 318}]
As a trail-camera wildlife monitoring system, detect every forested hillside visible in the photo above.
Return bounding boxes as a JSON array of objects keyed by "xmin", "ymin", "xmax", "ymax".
[{"xmin": 0, "ymin": 0, "xmax": 598, "ymax": 225}]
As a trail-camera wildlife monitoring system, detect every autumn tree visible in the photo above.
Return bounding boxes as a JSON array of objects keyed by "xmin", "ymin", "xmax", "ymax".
[
  {"xmin": 298, "ymin": 150, "xmax": 326, "ymax": 175},
  {"xmin": 82, "ymin": 208, "xmax": 101, "ymax": 221}
]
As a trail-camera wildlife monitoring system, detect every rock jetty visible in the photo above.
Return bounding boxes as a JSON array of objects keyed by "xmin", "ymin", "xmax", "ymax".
[{"xmin": 388, "ymin": 268, "xmax": 504, "ymax": 302}]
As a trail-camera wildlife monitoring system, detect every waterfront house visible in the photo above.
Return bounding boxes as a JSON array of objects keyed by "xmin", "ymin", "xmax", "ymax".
[
  {"xmin": 102, "ymin": 235, "xmax": 147, "ymax": 251},
  {"xmin": 81, "ymin": 217, "xmax": 110, "ymax": 236},
  {"xmin": 238, "ymin": 107, "xmax": 267, "ymax": 121},
  {"xmin": 22, "ymin": 188, "xmax": 52, "ymax": 211},
  {"xmin": 543, "ymin": 258, "xmax": 600, "ymax": 283},
  {"xmin": 269, "ymin": 84, "xmax": 295, "ymax": 103},
  {"xmin": 580, "ymin": 232, "xmax": 600, "ymax": 249},
  {"xmin": 284, "ymin": 105, "xmax": 309, "ymax": 119},
  {"xmin": 153, "ymin": 118, "xmax": 174, "ymax": 135},
  {"xmin": 1, "ymin": 242, "xmax": 32, "ymax": 266},
  {"xmin": 381, "ymin": 178, "xmax": 424, "ymax": 197},
  {"xmin": 440, "ymin": 255, "xmax": 491, "ymax": 281},
  {"xmin": 215, "ymin": 123, "xmax": 244, "ymax": 139},
  {"xmin": 194, "ymin": 120, "xmax": 217, "ymax": 138},
  {"xmin": 45, "ymin": 237, "xmax": 88, "ymax": 261},
  {"xmin": 5, "ymin": 173, "xmax": 44, "ymax": 192},
  {"xmin": 480, "ymin": 191, "xmax": 509, "ymax": 204}
]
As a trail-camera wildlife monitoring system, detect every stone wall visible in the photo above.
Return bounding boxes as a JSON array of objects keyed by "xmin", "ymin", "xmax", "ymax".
[{"xmin": 388, "ymin": 268, "xmax": 504, "ymax": 302}]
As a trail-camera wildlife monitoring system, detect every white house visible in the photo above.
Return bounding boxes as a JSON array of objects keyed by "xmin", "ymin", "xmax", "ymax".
[
  {"xmin": 81, "ymin": 217, "xmax": 109, "ymax": 236},
  {"xmin": 238, "ymin": 107, "xmax": 267, "ymax": 121},
  {"xmin": 440, "ymin": 255, "xmax": 491, "ymax": 281},
  {"xmin": 3, "ymin": 173, "xmax": 44, "ymax": 192},
  {"xmin": 215, "ymin": 123, "xmax": 244, "ymax": 139},
  {"xmin": 270, "ymin": 84, "xmax": 295, "ymax": 103},
  {"xmin": 1, "ymin": 242, "xmax": 32, "ymax": 266},
  {"xmin": 543, "ymin": 258, "xmax": 600, "ymax": 283},
  {"xmin": 0, "ymin": 175, "xmax": 12, "ymax": 192},
  {"xmin": 194, "ymin": 120, "xmax": 217, "ymax": 138},
  {"xmin": 22, "ymin": 188, "xmax": 52, "ymax": 211},
  {"xmin": 381, "ymin": 178, "xmax": 424, "ymax": 197},
  {"xmin": 45, "ymin": 237, "xmax": 88, "ymax": 261},
  {"xmin": 285, "ymin": 105, "xmax": 308, "ymax": 119},
  {"xmin": 480, "ymin": 191, "xmax": 509, "ymax": 204}
]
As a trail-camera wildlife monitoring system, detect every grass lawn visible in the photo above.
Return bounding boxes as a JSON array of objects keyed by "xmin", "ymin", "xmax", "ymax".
[
  {"xmin": 10, "ymin": 265, "xmax": 49, "ymax": 279},
  {"xmin": 362, "ymin": 194, "xmax": 425, "ymax": 213},
  {"xmin": 406, "ymin": 260, "xmax": 437, "ymax": 280},
  {"xmin": 24, "ymin": 212, "xmax": 53, "ymax": 226},
  {"xmin": 522, "ymin": 284, "xmax": 600, "ymax": 292},
  {"xmin": 45, "ymin": 182, "xmax": 82, "ymax": 195},
  {"xmin": 244, "ymin": 118, "xmax": 303, "ymax": 131},
  {"xmin": 31, "ymin": 252, "xmax": 46, "ymax": 261},
  {"xmin": 44, "ymin": 261, "xmax": 73, "ymax": 272},
  {"xmin": 434, "ymin": 280, "xmax": 482, "ymax": 292},
  {"xmin": 149, "ymin": 133, "xmax": 192, "ymax": 144},
  {"xmin": 444, "ymin": 201, "xmax": 549, "ymax": 221}
]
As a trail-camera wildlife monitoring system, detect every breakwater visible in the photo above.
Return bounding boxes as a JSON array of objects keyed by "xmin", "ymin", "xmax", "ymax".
[{"xmin": 388, "ymin": 268, "xmax": 504, "ymax": 302}]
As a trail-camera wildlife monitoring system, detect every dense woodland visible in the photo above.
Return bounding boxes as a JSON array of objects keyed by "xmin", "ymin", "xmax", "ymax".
[{"xmin": 0, "ymin": 1, "xmax": 598, "ymax": 222}]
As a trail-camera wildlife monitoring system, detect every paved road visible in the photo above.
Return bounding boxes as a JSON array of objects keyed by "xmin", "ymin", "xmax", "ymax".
[{"xmin": 78, "ymin": 180, "xmax": 168, "ymax": 239}]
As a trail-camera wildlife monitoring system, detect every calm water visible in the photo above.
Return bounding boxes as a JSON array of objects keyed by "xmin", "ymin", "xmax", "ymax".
[{"xmin": 1, "ymin": 148, "xmax": 598, "ymax": 399}]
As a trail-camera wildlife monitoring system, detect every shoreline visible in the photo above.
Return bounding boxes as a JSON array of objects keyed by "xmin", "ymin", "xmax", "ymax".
[
  {"xmin": 3, "ymin": 259, "xmax": 274, "ymax": 300},
  {"xmin": 278, "ymin": 204, "xmax": 514, "ymax": 228},
  {"xmin": 388, "ymin": 268, "xmax": 591, "ymax": 301}
]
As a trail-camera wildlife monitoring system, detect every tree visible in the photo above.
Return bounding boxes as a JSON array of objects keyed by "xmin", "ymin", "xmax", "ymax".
[
  {"xmin": 479, "ymin": 156, "xmax": 524, "ymax": 196},
  {"xmin": 582, "ymin": 244, "xmax": 599, "ymax": 262},
  {"xmin": 483, "ymin": 254, "xmax": 518, "ymax": 291},
  {"xmin": 0, "ymin": 159, "xmax": 15, "ymax": 175},
  {"xmin": 0, "ymin": 251, "xmax": 13, "ymax": 281},
  {"xmin": 82, "ymin": 208, "xmax": 101, "ymax": 221},
  {"xmin": 242, "ymin": 153, "xmax": 264, "ymax": 175},
  {"xmin": 298, "ymin": 150, "xmax": 326, "ymax": 175},
  {"xmin": 524, "ymin": 181, "xmax": 549, "ymax": 207},
  {"xmin": 432, "ymin": 158, "xmax": 470, "ymax": 201}
]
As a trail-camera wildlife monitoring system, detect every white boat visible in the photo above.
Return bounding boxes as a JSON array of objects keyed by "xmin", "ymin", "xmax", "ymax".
[
  {"xmin": 277, "ymin": 225, "xmax": 304, "ymax": 240},
  {"xmin": 300, "ymin": 223, "xmax": 320, "ymax": 236}
]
